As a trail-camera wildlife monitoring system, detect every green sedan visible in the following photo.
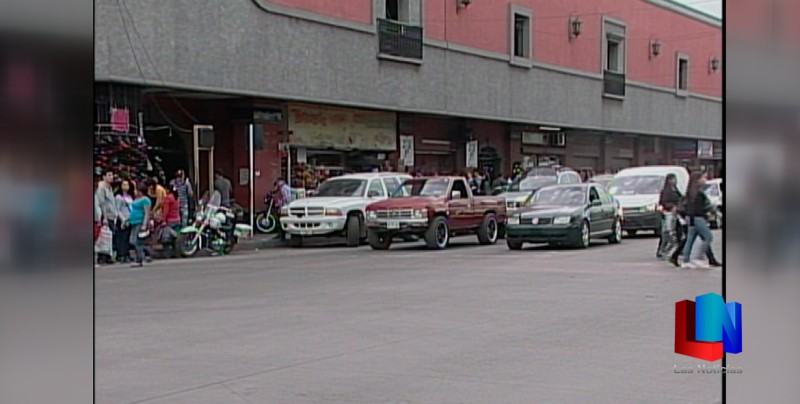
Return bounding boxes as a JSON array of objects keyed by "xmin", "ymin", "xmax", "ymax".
[{"xmin": 505, "ymin": 183, "xmax": 623, "ymax": 250}]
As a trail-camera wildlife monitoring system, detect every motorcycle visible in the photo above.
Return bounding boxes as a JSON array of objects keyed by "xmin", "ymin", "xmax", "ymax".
[
  {"xmin": 177, "ymin": 191, "xmax": 252, "ymax": 257},
  {"xmin": 254, "ymin": 192, "xmax": 280, "ymax": 234}
]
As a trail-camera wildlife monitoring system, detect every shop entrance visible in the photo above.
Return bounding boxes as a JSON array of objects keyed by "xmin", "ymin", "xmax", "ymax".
[{"xmin": 193, "ymin": 125, "xmax": 215, "ymax": 198}]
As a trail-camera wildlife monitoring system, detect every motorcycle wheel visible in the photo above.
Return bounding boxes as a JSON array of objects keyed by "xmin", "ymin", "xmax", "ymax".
[
  {"xmin": 255, "ymin": 213, "xmax": 278, "ymax": 234},
  {"xmin": 177, "ymin": 231, "xmax": 200, "ymax": 257}
]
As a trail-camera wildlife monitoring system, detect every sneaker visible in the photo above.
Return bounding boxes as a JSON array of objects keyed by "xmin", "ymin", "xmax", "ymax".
[
  {"xmin": 691, "ymin": 260, "xmax": 710, "ymax": 269},
  {"xmin": 709, "ymin": 261, "xmax": 723, "ymax": 268},
  {"xmin": 680, "ymin": 261, "xmax": 696, "ymax": 269},
  {"xmin": 669, "ymin": 256, "xmax": 680, "ymax": 267},
  {"xmin": 131, "ymin": 262, "xmax": 143, "ymax": 268}
]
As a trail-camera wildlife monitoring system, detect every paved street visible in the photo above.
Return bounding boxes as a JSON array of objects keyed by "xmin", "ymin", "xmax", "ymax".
[{"xmin": 97, "ymin": 233, "xmax": 722, "ymax": 404}]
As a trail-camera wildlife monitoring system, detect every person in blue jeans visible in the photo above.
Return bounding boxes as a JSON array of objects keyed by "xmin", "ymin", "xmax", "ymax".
[
  {"xmin": 681, "ymin": 172, "xmax": 720, "ymax": 269},
  {"xmin": 129, "ymin": 183, "xmax": 152, "ymax": 267}
]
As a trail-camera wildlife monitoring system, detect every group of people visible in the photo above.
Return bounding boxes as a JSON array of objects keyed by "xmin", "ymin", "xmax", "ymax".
[
  {"xmin": 94, "ymin": 169, "xmax": 195, "ymax": 268},
  {"xmin": 657, "ymin": 171, "xmax": 722, "ymax": 269}
]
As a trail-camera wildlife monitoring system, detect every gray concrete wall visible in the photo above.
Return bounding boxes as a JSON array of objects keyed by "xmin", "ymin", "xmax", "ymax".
[{"xmin": 95, "ymin": 0, "xmax": 721, "ymax": 140}]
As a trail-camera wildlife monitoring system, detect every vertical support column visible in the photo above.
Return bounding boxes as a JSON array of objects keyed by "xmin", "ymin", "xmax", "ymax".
[{"xmin": 248, "ymin": 124, "xmax": 255, "ymax": 231}]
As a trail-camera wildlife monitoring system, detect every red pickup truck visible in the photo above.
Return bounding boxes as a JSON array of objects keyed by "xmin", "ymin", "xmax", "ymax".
[{"xmin": 364, "ymin": 176, "xmax": 507, "ymax": 250}]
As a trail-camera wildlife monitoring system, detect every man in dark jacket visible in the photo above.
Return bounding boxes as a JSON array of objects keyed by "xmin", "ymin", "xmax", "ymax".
[{"xmin": 656, "ymin": 174, "xmax": 682, "ymax": 258}]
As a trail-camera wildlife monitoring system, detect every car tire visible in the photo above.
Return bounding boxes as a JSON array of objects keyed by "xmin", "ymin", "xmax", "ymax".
[
  {"xmin": 608, "ymin": 218, "xmax": 622, "ymax": 244},
  {"xmin": 345, "ymin": 215, "xmax": 361, "ymax": 247},
  {"xmin": 576, "ymin": 220, "xmax": 591, "ymax": 249},
  {"xmin": 626, "ymin": 230, "xmax": 638, "ymax": 237},
  {"xmin": 288, "ymin": 235, "xmax": 304, "ymax": 248},
  {"xmin": 477, "ymin": 213, "xmax": 499, "ymax": 245},
  {"xmin": 506, "ymin": 237, "xmax": 523, "ymax": 250},
  {"xmin": 368, "ymin": 230, "xmax": 392, "ymax": 250},
  {"xmin": 425, "ymin": 216, "xmax": 449, "ymax": 250}
]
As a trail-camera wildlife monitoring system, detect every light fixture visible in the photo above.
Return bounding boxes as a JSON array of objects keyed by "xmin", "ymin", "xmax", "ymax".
[
  {"xmin": 569, "ymin": 17, "xmax": 582, "ymax": 40},
  {"xmin": 456, "ymin": 0, "xmax": 472, "ymax": 13},
  {"xmin": 709, "ymin": 56, "xmax": 720, "ymax": 72},
  {"xmin": 539, "ymin": 126, "xmax": 562, "ymax": 132},
  {"xmin": 649, "ymin": 39, "xmax": 662, "ymax": 58}
]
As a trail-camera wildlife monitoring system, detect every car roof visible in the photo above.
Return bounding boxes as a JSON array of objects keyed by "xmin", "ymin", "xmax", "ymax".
[
  {"xmin": 539, "ymin": 183, "xmax": 590, "ymax": 190},
  {"xmin": 591, "ymin": 174, "xmax": 614, "ymax": 179},
  {"xmin": 330, "ymin": 172, "xmax": 411, "ymax": 180},
  {"xmin": 614, "ymin": 166, "xmax": 688, "ymax": 177}
]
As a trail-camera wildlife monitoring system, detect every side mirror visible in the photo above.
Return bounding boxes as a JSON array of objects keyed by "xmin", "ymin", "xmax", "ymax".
[{"xmin": 450, "ymin": 190, "xmax": 462, "ymax": 199}]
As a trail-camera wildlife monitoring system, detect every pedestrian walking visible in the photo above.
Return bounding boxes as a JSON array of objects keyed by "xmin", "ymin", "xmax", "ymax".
[
  {"xmin": 94, "ymin": 192, "xmax": 102, "ymax": 268},
  {"xmin": 680, "ymin": 172, "xmax": 721, "ymax": 269},
  {"xmin": 169, "ymin": 170, "xmax": 194, "ymax": 227},
  {"xmin": 114, "ymin": 180, "xmax": 134, "ymax": 263},
  {"xmin": 214, "ymin": 170, "xmax": 233, "ymax": 208},
  {"xmin": 96, "ymin": 171, "xmax": 118, "ymax": 264},
  {"xmin": 129, "ymin": 183, "xmax": 153, "ymax": 268},
  {"xmin": 656, "ymin": 174, "xmax": 681, "ymax": 258}
]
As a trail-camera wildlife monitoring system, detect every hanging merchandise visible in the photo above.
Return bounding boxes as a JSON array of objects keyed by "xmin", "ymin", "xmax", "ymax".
[
  {"xmin": 400, "ymin": 135, "xmax": 415, "ymax": 167},
  {"xmin": 111, "ymin": 107, "xmax": 130, "ymax": 132},
  {"xmin": 466, "ymin": 140, "xmax": 478, "ymax": 168}
]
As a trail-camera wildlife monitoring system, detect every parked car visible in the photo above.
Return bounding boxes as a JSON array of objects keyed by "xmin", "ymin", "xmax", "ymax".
[
  {"xmin": 588, "ymin": 174, "xmax": 614, "ymax": 189},
  {"xmin": 280, "ymin": 172, "xmax": 411, "ymax": 247},
  {"xmin": 365, "ymin": 176, "xmax": 507, "ymax": 250},
  {"xmin": 500, "ymin": 167, "xmax": 581, "ymax": 211},
  {"xmin": 607, "ymin": 166, "xmax": 689, "ymax": 236},
  {"xmin": 505, "ymin": 183, "xmax": 623, "ymax": 250},
  {"xmin": 703, "ymin": 178, "xmax": 723, "ymax": 229}
]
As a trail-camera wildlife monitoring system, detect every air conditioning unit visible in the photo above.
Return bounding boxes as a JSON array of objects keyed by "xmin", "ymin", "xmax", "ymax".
[{"xmin": 551, "ymin": 132, "xmax": 566, "ymax": 147}]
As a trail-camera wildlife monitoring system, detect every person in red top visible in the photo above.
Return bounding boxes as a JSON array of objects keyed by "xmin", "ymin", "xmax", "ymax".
[{"xmin": 162, "ymin": 187, "xmax": 181, "ymax": 228}]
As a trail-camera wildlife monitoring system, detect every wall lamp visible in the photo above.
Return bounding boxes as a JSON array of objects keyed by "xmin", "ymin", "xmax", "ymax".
[
  {"xmin": 569, "ymin": 17, "xmax": 582, "ymax": 40},
  {"xmin": 456, "ymin": 0, "xmax": 472, "ymax": 14},
  {"xmin": 709, "ymin": 56, "xmax": 721, "ymax": 73},
  {"xmin": 649, "ymin": 39, "xmax": 662, "ymax": 58}
]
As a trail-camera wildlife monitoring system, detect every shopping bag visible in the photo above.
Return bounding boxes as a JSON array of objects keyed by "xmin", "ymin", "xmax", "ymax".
[{"xmin": 95, "ymin": 225, "xmax": 113, "ymax": 255}]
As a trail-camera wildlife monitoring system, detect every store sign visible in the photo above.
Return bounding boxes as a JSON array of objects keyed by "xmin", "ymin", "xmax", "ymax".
[
  {"xmin": 466, "ymin": 140, "xmax": 479, "ymax": 168},
  {"xmin": 399, "ymin": 135, "xmax": 415, "ymax": 167},
  {"xmin": 673, "ymin": 139, "xmax": 697, "ymax": 159},
  {"xmin": 697, "ymin": 140, "xmax": 714, "ymax": 159},
  {"xmin": 288, "ymin": 104, "xmax": 397, "ymax": 150}
]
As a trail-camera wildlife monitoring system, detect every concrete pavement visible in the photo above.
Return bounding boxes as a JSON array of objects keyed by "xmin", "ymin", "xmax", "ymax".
[{"xmin": 96, "ymin": 233, "xmax": 723, "ymax": 404}]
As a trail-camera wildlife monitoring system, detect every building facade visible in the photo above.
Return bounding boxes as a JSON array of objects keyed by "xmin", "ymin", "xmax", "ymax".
[{"xmin": 94, "ymin": 0, "xmax": 722, "ymax": 209}]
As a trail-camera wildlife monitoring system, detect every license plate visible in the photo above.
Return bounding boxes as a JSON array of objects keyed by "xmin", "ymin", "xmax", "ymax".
[
  {"xmin": 387, "ymin": 221, "xmax": 400, "ymax": 229},
  {"xmin": 508, "ymin": 217, "xmax": 520, "ymax": 225}
]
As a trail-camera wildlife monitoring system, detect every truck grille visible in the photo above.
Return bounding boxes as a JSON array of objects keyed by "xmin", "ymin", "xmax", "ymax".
[
  {"xmin": 375, "ymin": 209, "xmax": 413, "ymax": 219},
  {"xmin": 289, "ymin": 207, "xmax": 325, "ymax": 217}
]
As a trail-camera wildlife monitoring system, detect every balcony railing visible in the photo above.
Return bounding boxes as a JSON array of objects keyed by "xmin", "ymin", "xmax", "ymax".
[
  {"xmin": 377, "ymin": 18, "xmax": 423, "ymax": 61},
  {"xmin": 603, "ymin": 70, "xmax": 626, "ymax": 97}
]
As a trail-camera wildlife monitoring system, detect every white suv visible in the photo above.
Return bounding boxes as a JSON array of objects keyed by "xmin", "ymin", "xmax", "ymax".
[{"xmin": 280, "ymin": 172, "xmax": 411, "ymax": 247}]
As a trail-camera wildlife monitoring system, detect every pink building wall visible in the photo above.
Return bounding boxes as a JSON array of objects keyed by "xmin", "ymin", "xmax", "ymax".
[{"xmin": 265, "ymin": 0, "xmax": 722, "ymax": 97}]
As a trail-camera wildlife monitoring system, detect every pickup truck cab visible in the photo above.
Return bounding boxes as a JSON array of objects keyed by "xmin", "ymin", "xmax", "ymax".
[
  {"xmin": 280, "ymin": 172, "xmax": 411, "ymax": 247},
  {"xmin": 365, "ymin": 176, "xmax": 507, "ymax": 250}
]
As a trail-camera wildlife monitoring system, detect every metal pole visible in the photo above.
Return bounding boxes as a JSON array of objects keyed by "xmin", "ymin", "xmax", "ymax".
[
  {"xmin": 287, "ymin": 145, "xmax": 292, "ymax": 200},
  {"xmin": 248, "ymin": 124, "xmax": 255, "ymax": 232}
]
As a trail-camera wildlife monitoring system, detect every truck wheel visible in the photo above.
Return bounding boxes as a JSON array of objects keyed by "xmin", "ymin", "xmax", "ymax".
[
  {"xmin": 506, "ymin": 238, "xmax": 523, "ymax": 250},
  {"xmin": 477, "ymin": 213, "xmax": 499, "ymax": 245},
  {"xmin": 425, "ymin": 216, "xmax": 449, "ymax": 250},
  {"xmin": 288, "ymin": 235, "xmax": 304, "ymax": 248},
  {"xmin": 368, "ymin": 231, "xmax": 392, "ymax": 250},
  {"xmin": 345, "ymin": 215, "xmax": 361, "ymax": 247}
]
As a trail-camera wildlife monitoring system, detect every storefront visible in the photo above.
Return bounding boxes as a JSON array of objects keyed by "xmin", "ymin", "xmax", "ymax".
[
  {"xmin": 286, "ymin": 103, "xmax": 397, "ymax": 190},
  {"xmin": 697, "ymin": 140, "xmax": 723, "ymax": 178},
  {"xmin": 511, "ymin": 127, "xmax": 567, "ymax": 171}
]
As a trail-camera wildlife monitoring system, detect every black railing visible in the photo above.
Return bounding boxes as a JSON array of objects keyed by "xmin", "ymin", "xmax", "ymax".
[
  {"xmin": 377, "ymin": 18, "xmax": 423, "ymax": 60},
  {"xmin": 603, "ymin": 70, "xmax": 626, "ymax": 97}
]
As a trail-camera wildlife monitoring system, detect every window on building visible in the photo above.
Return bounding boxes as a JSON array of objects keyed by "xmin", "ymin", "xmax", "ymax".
[
  {"xmin": 513, "ymin": 14, "xmax": 530, "ymax": 58},
  {"xmin": 676, "ymin": 54, "xmax": 689, "ymax": 94},
  {"xmin": 603, "ymin": 19, "xmax": 626, "ymax": 73},
  {"xmin": 385, "ymin": 0, "xmax": 410, "ymax": 22}
]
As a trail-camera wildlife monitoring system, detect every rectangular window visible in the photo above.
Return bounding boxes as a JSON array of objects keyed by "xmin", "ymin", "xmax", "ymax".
[
  {"xmin": 385, "ymin": 0, "xmax": 410, "ymax": 23},
  {"xmin": 513, "ymin": 14, "xmax": 530, "ymax": 58},
  {"xmin": 676, "ymin": 54, "xmax": 689, "ymax": 94},
  {"xmin": 606, "ymin": 39, "xmax": 621, "ymax": 72},
  {"xmin": 603, "ymin": 18, "xmax": 626, "ymax": 97}
]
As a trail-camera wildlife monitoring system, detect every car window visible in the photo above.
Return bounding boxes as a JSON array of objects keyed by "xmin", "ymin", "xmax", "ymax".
[
  {"xmin": 367, "ymin": 179, "xmax": 386, "ymax": 198},
  {"xmin": 589, "ymin": 187, "xmax": 601, "ymax": 203},
  {"xmin": 382, "ymin": 177, "xmax": 401, "ymax": 195},
  {"xmin": 451, "ymin": 179, "xmax": 469, "ymax": 199},
  {"xmin": 595, "ymin": 186, "xmax": 612, "ymax": 203}
]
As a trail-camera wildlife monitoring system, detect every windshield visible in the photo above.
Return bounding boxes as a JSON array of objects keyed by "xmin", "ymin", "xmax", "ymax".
[
  {"xmin": 509, "ymin": 176, "xmax": 557, "ymax": 192},
  {"xmin": 393, "ymin": 178, "xmax": 450, "ymax": 197},
  {"xmin": 703, "ymin": 183, "xmax": 720, "ymax": 197},
  {"xmin": 607, "ymin": 175, "xmax": 663, "ymax": 196},
  {"xmin": 531, "ymin": 186, "xmax": 587, "ymax": 206},
  {"xmin": 315, "ymin": 179, "xmax": 367, "ymax": 197}
]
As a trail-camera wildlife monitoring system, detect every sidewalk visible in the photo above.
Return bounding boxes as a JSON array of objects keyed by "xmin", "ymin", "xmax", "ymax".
[{"xmin": 236, "ymin": 233, "xmax": 286, "ymax": 252}]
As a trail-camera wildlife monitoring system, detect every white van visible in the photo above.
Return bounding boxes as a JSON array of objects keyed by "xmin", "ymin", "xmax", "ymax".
[{"xmin": 608, "ymin": 166, "xmax": 689, "ymax": 236}]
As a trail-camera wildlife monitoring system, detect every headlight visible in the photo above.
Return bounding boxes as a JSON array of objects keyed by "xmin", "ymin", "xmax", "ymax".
[
  {"xmin": 325, "ymin": 208, "xmax": 343, "ymax": 216},
  {"xmin": 280, "ymin": 206, "xmax": 289, "ymax": 216},
  {"xmin": 366, "ymin": 211, "xmax": 377, "ymax": 220},
  {"xmin": 413, "ymin": 209, "xmax": 427, "ymax": 219},
  {"xmin": 507, "ymin": 215, "xmax": 520, "ymax": 225},
  {"xmin": 553, "ymin": 216, "xmax": 572, "ymax": 225},
  {"xmin": 645, "ymin": 203, "xmax": 658, "ymax": 212}
]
